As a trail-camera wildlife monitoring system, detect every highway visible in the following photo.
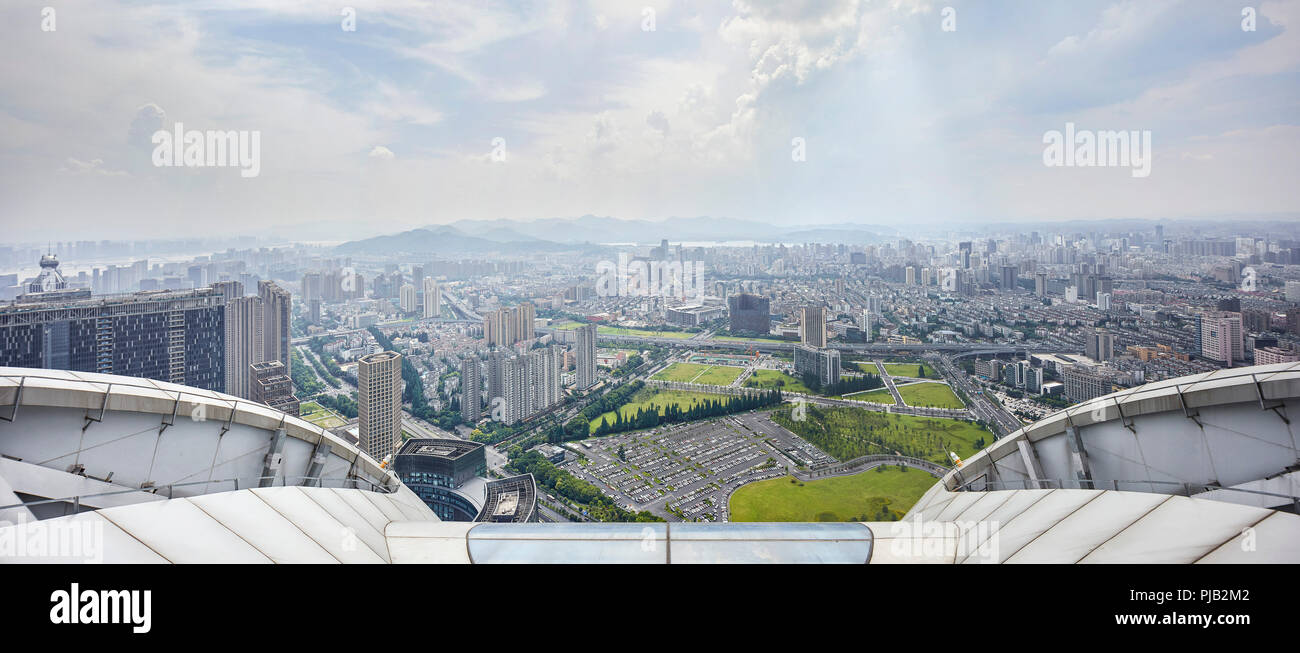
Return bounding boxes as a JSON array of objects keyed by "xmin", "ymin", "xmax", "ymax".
[{"xmin": 931, "ymin": 354, "xmax": 1024, "ymax": 436}]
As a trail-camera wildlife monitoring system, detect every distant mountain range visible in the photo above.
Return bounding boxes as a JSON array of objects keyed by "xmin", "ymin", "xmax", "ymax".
[{"xmin": 333, "ymin": 215, "xmax": 895, "ymax": 254}]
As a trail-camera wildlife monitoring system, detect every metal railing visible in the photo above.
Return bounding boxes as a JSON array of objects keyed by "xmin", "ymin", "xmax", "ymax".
[
  {"xmin": 0, "ymin": 474, "xmax": 397, "ymax": 514},
  {"xmin": 956, "ymin": 477, "xmax": 1300, "ymax": 512}
]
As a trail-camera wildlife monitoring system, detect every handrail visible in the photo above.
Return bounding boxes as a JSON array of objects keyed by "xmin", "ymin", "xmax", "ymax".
[
  {"xmin": 957, "ymin": 478, "xmax": 1300, "ymax": 508},
  {"xmin": 0, "ymin": 474, "xmax": 396, "ymax": 512}
]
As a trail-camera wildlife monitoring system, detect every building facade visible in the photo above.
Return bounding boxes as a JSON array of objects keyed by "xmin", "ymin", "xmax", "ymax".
[
  {"xmin": 358, "ymin": 351, "xmax": 403, "ymax": 460},
  {"xmin": 249, "ymin": 360, "xmax": 299, "ymax": 415},
  {"xmin": 727, "ymin": 293, "xmax": 770, "ymax": 335},
  {"xmin": 800, "ymin": 305, "xmax": 826, "ymax": 348},
  {"xmin": 575, "ymin": 323, "xmax": 597, "ymax": 389},
  {"xmin": 0, "ymin": 287, "xmax": 226, "ymax": 391},
  {"xmin": 460, "ymin": 355, "xmax": 482, "ymax": 423}
]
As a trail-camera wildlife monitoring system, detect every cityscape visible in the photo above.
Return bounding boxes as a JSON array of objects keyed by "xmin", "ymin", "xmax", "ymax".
[{"xmin": 1, "ymin": 0, "xmax": 1298, "ymax": 589}]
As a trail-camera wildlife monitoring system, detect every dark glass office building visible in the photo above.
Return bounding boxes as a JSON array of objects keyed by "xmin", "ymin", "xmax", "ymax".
[
  {"xmin": 727, "ymin": 293, "xmax": 771, "ymax": 336},
  {"xmin": 0, "ymin": 288, "xmax": 226, "ymax": 391},
  {"xmin": 393, "ymin": 438, "xmax": 488, "ymax": 521}
]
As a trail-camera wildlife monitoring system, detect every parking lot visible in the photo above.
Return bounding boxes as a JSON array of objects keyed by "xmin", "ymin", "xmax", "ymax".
[{"xmin": 561, "ymin": 409, "xmax": 837, "ymax": 522}]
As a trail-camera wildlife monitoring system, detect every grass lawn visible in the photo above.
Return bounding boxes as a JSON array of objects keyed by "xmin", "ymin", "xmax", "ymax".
[
  {"xmin": 299, "ymin": 402, "xmax": 346, "ymax": 428},
  {"xmin": 693, "ymin": 365, "xmax": 744, "ymax": 385},
  {"xmin": 895, "ymin": 382, "xmax": 965, "ymax": 409},
  {"xmin": 771, "ymin": 404, "xmax": 991, "ymax": 465},
  {"xmin": 651, "ymin": 362, "xmax": 712, "ymax": 382},
  {"xmin": 881, "ymin": 362, "xmax": 931, "ymax": 378},
  {"xmin": 589, "ymin": 388, "xmax": 731, "ymax": 434},
  {"xmin": 743, "ymin": 369, "xmax": 815, "ymax": 394},
  {"xmin": 598, "ymin": 326, "xmax": 695, "ymax": 339},
  {"xmin": 549, "ymin": 321, "xmax": 584, "ymax": 330},
  {"xmin": 840, "ymin": 388, "xmax": 897, "ymax": 404},
  {"xmin": 729, "ymin": 468, "xmax": 934, "ymax": 522}
]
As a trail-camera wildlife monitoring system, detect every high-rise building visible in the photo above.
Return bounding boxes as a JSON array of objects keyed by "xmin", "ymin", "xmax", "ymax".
[
  {"xmin": 483, "ymin": 302, "xmax": 536, "ymax": 346},
  {"xmin": 1286, "ymin": 281, "xmax": 1300, "ymax": 303},
  {"xmin": 0, "ymin": 287, "xmax": 226, "ymax": 391},
  {"xmin": 727, "ymin": 293, "xmax": 770, "ymax": 335},
  {"xmin": 794, "ymin": 345, "xmax": 840, "ymax": 386},
  {"xmin": 358, "ymin": 351, "xmax": 403, "ymax": 460},
  {"xmin": 575, "ymin": 323, "xmax": 597, "ymax": 389},
  {"xmin": 800, "ymin": 305, "xmax": 826, "ymax": 348},
  {"xmin": 399, "ymin": 283, "xmax": 417, "ymax": 313},
  {"xmin": 1035, "ymin": 272, "xmax": 1048, "ymax": 297},
  {"xmin": 422, "ymin": 277, "xmax": 440, "ymax": 319},
  {"xmin": 494, "ymin": 345, "xmax": 564, "ymax": 424},
  {"xmin": 1000, "ymin": 265, "xmax": 1017, "ymax": 291},
  {"xmin": 216, "ymin": 282, "xmax": 261, "ymax": 398},
  {"xmin": 1085, "ymin": 329, "xmax": 1115, "ymax": 362},
  {"xmin": 258, "ymin": 280, "xmax": 291, "ymax": 369},
  {"xmin": 858, "ymin": 309, "xmax": 872, "ymax": 342},
  {"xmin": 1200, "ymin": 311, "xmax": 1244, "ymax": 366},
  {"xmin": 218, "ymin": 280, "xmax": 290, "ymax": 399},
  {"xmin": 460, "ymin": 355, "xmax": 482, "ymax": 423},
  {"xmin": 249, "ymin": 360, "xmax": 299, "ymax": 415}
]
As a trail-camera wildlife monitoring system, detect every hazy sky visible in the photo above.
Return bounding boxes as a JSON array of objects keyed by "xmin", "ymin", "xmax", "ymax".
[{"xmin": 1, "ymin": 0, "xmax": 1297, "ymax": 241}]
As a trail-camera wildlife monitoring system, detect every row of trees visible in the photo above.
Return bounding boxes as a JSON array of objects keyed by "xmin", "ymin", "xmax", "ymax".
[
  {"xmin": 771, "ymin": 404, "xmax": 976, "ymax": 465},
  {"xmin": 558, "ymin": 381, "xmax": 648, "ymax": 440},
  {"xmin": 367, "ymin": 326, "xmax": 463, "ymax": 431},
  {"xmin": 508, "ymin": 450, "xmax": 662, "ymax": 522},
  {"xmin": 801, "ymin": 371, "xmax": 884, "ymax": 396},
  {"xmin": 315, "ymin": 393, "xmax": 358, "ymax": 419},
  {"xmin": 290, "ymin": 350, "xmax": 324, "ymax": 396},
  {"xmin": 592, "ymin": 389, "xmax": 784, "ymax": 437}
]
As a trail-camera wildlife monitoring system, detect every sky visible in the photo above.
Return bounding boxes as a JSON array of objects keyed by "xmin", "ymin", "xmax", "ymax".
[{"xmin": 0, "ymin": 0, "xmax": 1297, "ymax": 241}]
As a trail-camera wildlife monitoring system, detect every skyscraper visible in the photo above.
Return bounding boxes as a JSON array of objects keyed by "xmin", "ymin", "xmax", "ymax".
[
  {"xmin": 215, "ymin": 281, "xmax": 262, "ymax": 398},
  {"xmin": 575, "ymin": 323, "xmax": 597, "ymax": 389},
  {"xmin": 858, "ymin": 309, "xmax": 872, "ymax": 340},
  {"xmin": 1201, "ymin": 312, "xmax": 1244, "ymax": 366},
  {"xmin": 800, "ymin": 305, "xmax": 826, "ymax": 348},
  {"xmin": 482, "ymin": 302, "xmax": 536, "ymax": 346},
  {"xmin": 399, "ymin": 283, "xmax": 417, "ymax": 313},
  {"xmin": 494, "ymin": 345, "xmax": 564, "ymax": 424},
  {"xmin": 358, "ymin": 351, "xmax": 403, "ymax": 460},
  {"xmin": 218, "ymin": 280, "xmax": 291, "ymax": 399},
  {"xmin": 1000, "ymin": 265, "xmax": 1017, "ymax": 291},
  {"xmin": 422, "ymin": 277, "xmax": 440, "ymax": 319},
  {"xmin": 460, "ymin": 355, "xmax": 482, "ymax": 423},
  {"xmin": 258, "ymin": 280, "xmax": 291, "ymax": 369}
]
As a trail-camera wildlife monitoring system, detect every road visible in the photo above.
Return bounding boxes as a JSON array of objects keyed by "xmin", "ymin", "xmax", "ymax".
[{"xmin": 931, "ymin": 354, "xmax": 1023, "ymax": 436}]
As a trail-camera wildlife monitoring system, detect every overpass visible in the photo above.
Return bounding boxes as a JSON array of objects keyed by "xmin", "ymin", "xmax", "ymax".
[{"xmin": 582, "ymin": 330, "xmax": 1054, "ymax": 356}]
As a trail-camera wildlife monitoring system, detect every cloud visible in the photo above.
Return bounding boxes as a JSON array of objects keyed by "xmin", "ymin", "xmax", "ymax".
[
  {"xmin": 57, "ymin": 157, "xmax": 126, "ymax": 177},
  {"xmin": 368, "ymin": 145, "xmax": 395, "ymax": 159}
]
